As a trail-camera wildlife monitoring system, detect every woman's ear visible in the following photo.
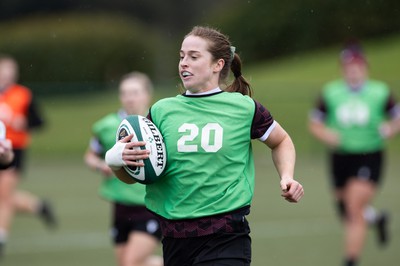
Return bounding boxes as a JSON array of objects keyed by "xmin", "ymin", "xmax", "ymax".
[{"xmin": 213, "ymin": 59, "xmax": 225, "ymax": 73}]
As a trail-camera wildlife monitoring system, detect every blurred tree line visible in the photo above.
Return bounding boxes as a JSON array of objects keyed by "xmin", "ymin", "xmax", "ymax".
[
  {"xmin": 0, "ymin": 0, "xmax": 399, "ymax": 94},
  {"xmin": 217, "ymin": 0, "xmax": 400, "ymax": 61}
]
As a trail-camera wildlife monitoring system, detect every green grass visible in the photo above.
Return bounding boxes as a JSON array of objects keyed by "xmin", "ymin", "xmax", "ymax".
[
  {"xmin": 250, "ymin": 150, "xmax": 400, "ymax": 266},
  {"xmin": 4, "ymin": 153, "xmax": 400, "ymax": 266},
  {"xmin": 4, "ymin": 34, "xmax": 400, "ymax": 265}
]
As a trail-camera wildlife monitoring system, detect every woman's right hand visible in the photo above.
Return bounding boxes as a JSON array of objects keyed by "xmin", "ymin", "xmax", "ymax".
[{"xmin": 105, "ymin": 134, "xmax": 150, "ymax": 170}]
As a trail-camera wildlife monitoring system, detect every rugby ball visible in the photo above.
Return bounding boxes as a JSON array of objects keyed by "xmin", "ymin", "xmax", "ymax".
[{"xmin": 116, "ymin": 115, "xmax": 166, "ymax": 184}]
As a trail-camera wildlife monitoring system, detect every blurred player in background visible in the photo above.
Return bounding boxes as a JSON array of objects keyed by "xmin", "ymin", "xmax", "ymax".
[
  {"xmin": 309, "ymin": 42, "xmax": 400, "ymax": 266},
  {"xmin": 84, "ymin": 72, "xmax": 162, "ymax": 266},
  {"xmin": 107, "ymin": 26, "xmax": 304, "ymax": 266},
  {"xmin": 0, "ymin": 55, "xmax": 57, "ymax": 257}
]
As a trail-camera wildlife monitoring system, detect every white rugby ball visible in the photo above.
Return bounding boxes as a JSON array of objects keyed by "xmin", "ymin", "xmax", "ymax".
[{"xmin": 116, "ymin": 115, "xmax": 167, "ymax": 184}]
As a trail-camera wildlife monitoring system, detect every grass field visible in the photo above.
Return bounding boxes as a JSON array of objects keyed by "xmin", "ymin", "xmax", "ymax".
[
  {"xmin": 4, "ymin": 153, "xmax": 400, "ymax": 266},
  {"xmin": 2, "ymin": 34, "xmax": 400, "ymax": 265}
]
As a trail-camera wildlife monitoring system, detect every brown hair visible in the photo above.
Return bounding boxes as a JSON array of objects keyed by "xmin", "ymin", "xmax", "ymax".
[
  {"xmin": 185, "ymin": 26, "xmax": 252, "ymax": 96},
  {"xmin": 119, "ymin": 71, "xmax": 153, "ymax": 94}
]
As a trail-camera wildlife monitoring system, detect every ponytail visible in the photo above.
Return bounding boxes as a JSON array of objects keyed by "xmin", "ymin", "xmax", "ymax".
[{"xmin": 226, "ymin": 53, "xmax": 252, "ymax": 97}]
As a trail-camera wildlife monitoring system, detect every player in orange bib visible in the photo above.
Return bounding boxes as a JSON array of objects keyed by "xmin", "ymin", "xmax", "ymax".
[{"xmin": 0, "ymin": 55, "xmax": 57, "ymax": 257}]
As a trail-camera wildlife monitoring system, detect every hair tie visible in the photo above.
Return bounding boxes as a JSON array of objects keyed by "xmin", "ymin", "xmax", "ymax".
[
  {"xmin": 234, "ymin": 71, "xmax": 242, "ymax": 78},
  {"xmin": 230, "ymin": 46, "xmax": 236, "ymax": 62}
]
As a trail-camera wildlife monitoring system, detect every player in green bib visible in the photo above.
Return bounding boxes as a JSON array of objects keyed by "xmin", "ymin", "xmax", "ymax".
[
  {"xmin": 309, "ymin": 42, "xmax": 400, "ymax": 266},
  {"xmin": 146, "ymin": 91, "xmax": 259, "ymax": 220},
  {"xmin": 107, "ymin": 26, "xmax": 304, "ymax": 266},
  {"xmin": 84, "ymin": 72, "xmax": 162, "ymax": 266}
]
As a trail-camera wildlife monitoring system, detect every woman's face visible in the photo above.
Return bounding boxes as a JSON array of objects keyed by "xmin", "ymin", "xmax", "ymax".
[
  {"xmin": 342, "ymin": 61, "xmax": 368, "ymax": 88},
  {"xmin": 119, "ymin": 79, "xmax": 150, "ymax": 116},
  {"xmin": 179, "ymin": 35, "xmax": 223, "ymax": 93},
  {"xmin": 0, "ymin": 60, "xmax": 18, "ymax": 90}
]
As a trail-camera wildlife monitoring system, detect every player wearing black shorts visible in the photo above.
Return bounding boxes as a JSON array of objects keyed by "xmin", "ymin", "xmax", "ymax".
[
  {"xmin": 107, "ymin": 26, "xmax": 304, "ymax": 266},
  {"xmin": 85, "ymin": 72, "xmax": 162, "ymax": 266},
  {"xmin": 309, "ymin": 42, "xmax": 400, "ymax": 266}
]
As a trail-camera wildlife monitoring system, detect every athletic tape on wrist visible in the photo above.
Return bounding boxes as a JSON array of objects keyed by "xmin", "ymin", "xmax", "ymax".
[{"xmin": 105, "ymin": 142, "xmax": 127, "ymax": 170}]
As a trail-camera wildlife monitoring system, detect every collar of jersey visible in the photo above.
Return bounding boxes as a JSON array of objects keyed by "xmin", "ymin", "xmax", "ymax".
[{"xmin": 184, "ymin": 87, "xmax": 223, "ymax": 97}]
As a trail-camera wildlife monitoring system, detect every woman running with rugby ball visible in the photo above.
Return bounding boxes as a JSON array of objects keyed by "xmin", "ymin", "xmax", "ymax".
[{"xmin": 107, "ymin": 26, "xmax": 304, "ymax": 266}]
